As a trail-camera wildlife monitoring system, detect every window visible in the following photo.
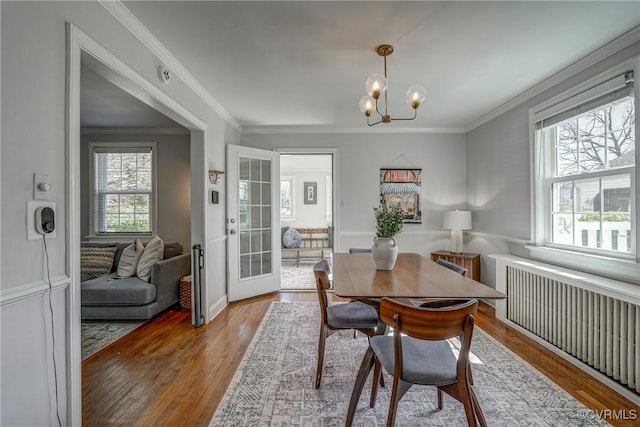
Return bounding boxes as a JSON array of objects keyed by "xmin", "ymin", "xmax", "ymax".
[
  {"xmin": 325, "ymin": 174, "xmax": 333, "ymax": 223},
  {"xmin": 281, "ymin": 176, "xmax": 294, "ymax": 218},
  {"xmin": 533, "ymin": 69, "xmax": 636, "ymax": 257},
  {"xmin": 91, "ymin": 143, "xmax": 156, "ymax": 235}
]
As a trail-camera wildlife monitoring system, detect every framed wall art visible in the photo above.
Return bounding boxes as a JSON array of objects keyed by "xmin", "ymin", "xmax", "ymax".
[
  {"xmin": 303, "ymin": 182, "xmax": 317, "ymax": 204},
  {"xmin": 380, "ymin": 168, "xmax": 422, "ymax": 223}
]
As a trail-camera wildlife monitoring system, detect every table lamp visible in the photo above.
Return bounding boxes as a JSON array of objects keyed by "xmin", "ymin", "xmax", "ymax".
[{"xmin": 442, "ymin": 210, "xmax": 472, "ymax": 254}]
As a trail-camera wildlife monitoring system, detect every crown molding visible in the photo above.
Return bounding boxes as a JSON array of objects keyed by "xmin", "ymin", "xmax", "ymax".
[
  {"xmin": 465, "ymin": 25, "xmax": 640, "ymax": 133},
  {"xmin": 81, "ymin": 127, "xmax": 189, "ymax": 135},
  {"xmin": 241, "ymin": 125, "xmax": 466, "ymax": 135},
  {"xmin": 99, "ymin": 0, "xmax": 241, "ymax": 132}
]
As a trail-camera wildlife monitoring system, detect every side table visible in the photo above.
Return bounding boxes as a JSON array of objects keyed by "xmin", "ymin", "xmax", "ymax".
[{"xmin": 430, "ymin": 250, "xmax": 481, "ymax": 282}]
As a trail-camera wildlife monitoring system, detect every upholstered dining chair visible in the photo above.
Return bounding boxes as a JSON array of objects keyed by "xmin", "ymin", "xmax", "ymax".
[
  {"xmin": 436, "ymin": 258, "xmax": 468, "ymax": 276},
  {"xmin": 349, "ymin": 248, "xmax": 372, "ymax": 253},
  {"xmin": 345, "ymin": 298, "xmax": 485, "ymax": 427},
  {"xmin": 312, "ymin": 260, "xmax": 384, "ymax": 389},
  {"xmin": 417, "ymin": 259, "xmax": 469, "ymax": 309}
]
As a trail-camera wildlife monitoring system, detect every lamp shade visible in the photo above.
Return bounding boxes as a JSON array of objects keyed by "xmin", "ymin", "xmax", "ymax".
[{"xmin": 442, "ymin": 210, "xmax": 472, "ymax": 230}]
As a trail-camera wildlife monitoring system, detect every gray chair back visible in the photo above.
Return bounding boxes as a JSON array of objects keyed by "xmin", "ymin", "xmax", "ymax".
[
  {"xmin": 436, "ymin": 258, "xmax": 468, "ymax": 276},
  {"xmin": 349, "ymin": 248, "xmax": 372, "ymax": 254}
]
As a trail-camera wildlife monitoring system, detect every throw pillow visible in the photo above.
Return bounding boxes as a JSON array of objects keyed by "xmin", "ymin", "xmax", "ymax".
[
  {"xmin": 117, "ymin": 239, "xmax": 144, "ymax": 278},
  {"xmin": 136, "ymin": 236, "xmax": 164, "ymax": 282},
  {"xmin": 282, "ymin": 227, "xmax": 301, "ymax": 248},
  {"xmin": 81, "ymin": 246, "xmax": 117, "ymax": 278}
]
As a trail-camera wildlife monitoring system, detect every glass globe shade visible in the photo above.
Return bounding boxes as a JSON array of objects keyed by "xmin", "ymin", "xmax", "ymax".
[
  {"xmin": 365, "ymin": 73, "xmax": 388, "ymax": 99},
  {"xmin": 406, "ymin": 85, "xmax": 427, "ymax": 108},
  {"xmin": 359, "ymin": 95, "xmax": 375, "ymax": 116}
]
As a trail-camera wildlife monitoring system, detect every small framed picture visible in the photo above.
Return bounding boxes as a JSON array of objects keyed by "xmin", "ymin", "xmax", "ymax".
[{"xmin": 303, "ymin": 182, "xmax": 317, "ymax": 204}]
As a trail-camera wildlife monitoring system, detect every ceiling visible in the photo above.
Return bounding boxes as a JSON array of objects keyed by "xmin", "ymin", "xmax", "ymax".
[{"xmin": 83, "ymin": 1, "xmax": 640, "ymax": 132}]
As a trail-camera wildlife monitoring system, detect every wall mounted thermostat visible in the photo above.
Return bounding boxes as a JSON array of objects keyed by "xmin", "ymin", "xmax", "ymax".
[{"xmin": 27, "ymin": 200, "xmax": 57, "ymax": 240}]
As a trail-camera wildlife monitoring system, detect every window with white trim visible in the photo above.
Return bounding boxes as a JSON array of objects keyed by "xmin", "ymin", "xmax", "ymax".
[
  {"xmin": 91, "ymin": 143, "xmax": 156, "ymax": 235},
  {"xmin": 533, "ymin": 69, "xmax": 636, "ymax": 257},
  {"xmin": 280, "ymin": 176, "xmax": 294, "ymax": 218}
]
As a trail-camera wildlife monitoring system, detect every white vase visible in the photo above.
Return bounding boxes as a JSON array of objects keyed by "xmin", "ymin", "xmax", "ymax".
[{"xmin": 372, "ymin": 237, "xmax": 398, "ymax": 270}]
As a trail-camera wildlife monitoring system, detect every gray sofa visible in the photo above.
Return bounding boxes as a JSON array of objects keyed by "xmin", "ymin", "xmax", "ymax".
[{"xmin": 81, "ymin": 241, "xmax": 191, "ymax": 320}]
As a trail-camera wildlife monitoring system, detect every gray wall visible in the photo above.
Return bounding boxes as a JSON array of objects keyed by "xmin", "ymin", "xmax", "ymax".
[
  {"xmin": 80, "ymin": 132, "xmax": 191, "ymax": 248},
  {"xmin": 1, "ymin": 2, "xmax": 237, "ymax": 424},
  {"xmin": 466, "ymin": 42, "xmax": 640, "ymax": 286},
  {"xmin": 241, "ymin": 132, "xmax": 467, "ymax": 256}
]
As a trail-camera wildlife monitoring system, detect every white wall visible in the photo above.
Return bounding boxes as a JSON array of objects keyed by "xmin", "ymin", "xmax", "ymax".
[
  {"xmin": 80, "ymin": 132, "xmax": 192, "ymax": 248},
  {"xmin": 242, "ymin": 132, "xmax": 466, "ymax": 256},
  {"xmin": 466, "ymin": 41, "xmax": 640, "ymax": 286},
  {"xmin": 0, "ymin": 2, "xmax": 237, "ymax": 424},
  {"xmin": 281, "ymin": 155, "xmax": 332, "ymax": 228}
]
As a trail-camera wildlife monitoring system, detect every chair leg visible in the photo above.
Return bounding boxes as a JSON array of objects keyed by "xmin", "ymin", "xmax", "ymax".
[
  {"xmin": 438, "ymin": 382, "xmax": 478, "ymax": 427},
  {"xmin": 437, "ymin": 388, "xmax": 444, "ymax": 409},
  {"xmin": 345, "ymin": 347, "xmax": 375, "ymax": 427},
  {"xmin": 315, "ymin": 325, "xmax": 327, "ymax": 389},
  {"xmin": 470, "ymin": 387, "xmax": 487, "ymax": 427},
  {"xmin": 386, "ymin": 379, "xmax": 412, "ymax": 427},
  {"xmin": 458, "ymin": 384, "xmax": 479, "ymax": 427},
  {"xmin": 370, "ymin": 359, "xmax": 382, "ymax": 408}
]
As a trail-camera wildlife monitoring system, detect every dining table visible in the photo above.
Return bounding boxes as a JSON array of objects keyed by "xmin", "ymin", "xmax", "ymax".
[{"xmin": 332, "ymin": 252, "xmax": 507, "ymax": 301}]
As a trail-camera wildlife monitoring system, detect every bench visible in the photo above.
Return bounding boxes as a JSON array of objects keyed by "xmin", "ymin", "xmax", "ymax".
[{"xmin": 282, "ymin": 227, "xmax": 331, "ymax": 267}]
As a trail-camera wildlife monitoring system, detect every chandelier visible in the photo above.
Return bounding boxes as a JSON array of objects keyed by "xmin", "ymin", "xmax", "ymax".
[{"xmin": 359, "ymin": 44, "xmax": 426, "ymax": 126}]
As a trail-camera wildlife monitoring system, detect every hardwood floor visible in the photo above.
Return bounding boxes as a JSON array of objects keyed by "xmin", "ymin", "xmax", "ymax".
[{"xmin": 82, "ymin": 292, "xmax": 640, "ymax": 426}]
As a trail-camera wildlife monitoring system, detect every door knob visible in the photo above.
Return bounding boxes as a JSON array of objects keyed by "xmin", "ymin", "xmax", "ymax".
[{"xmin": 229, "ymin": 229, "xmax": 237, "ymax": 235}]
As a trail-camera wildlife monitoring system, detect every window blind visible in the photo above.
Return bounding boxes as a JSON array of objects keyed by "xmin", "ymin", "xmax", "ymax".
[{"xmin": 534, "ymin": 71, "xmax": 634, "ymax": 130}]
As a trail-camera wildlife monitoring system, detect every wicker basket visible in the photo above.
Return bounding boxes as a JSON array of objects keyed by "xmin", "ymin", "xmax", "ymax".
[{"xmin": 179, "ymin": 275, "xmax": 192, "ymax": 310}]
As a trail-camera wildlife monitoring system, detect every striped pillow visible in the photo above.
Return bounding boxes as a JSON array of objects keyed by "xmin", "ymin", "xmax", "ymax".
[
  {"xmin": 81, "ymin": 246, "xmax": 117, "ymax": 278},
  {"xmin": 136, "ymin": 236, "xmax": 164, "ymax": 282},
  {"xmin": 117, "ymin": 239, "xmax": 144, "ymax": 278}
]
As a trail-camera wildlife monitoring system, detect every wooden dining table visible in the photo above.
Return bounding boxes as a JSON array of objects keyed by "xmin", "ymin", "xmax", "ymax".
[{"xmin": 333, "ymin": 252, "xmax": 507, "ymax": 301}]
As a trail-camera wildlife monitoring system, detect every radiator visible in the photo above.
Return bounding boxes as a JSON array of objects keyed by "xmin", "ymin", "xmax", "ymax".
[{"xmin": 492, "ymin": 255, "xmax": 640, "ymax": 398}]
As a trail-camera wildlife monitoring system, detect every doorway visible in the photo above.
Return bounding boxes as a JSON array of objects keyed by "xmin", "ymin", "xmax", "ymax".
[
  {"xmin": 279, "ymin": 153, "xmax": 334, "ymax": 290},
  {"xmin": 67, "ymin": 23, "xmax": 209, "ymax": 423}
]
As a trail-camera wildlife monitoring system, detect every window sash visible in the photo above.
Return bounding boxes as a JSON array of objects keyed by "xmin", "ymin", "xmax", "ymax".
[
  {"xmin": 280, "ymin": 177, "xmax": 294, "ymax": 218},
  {"xmin": 91, "ymin": 143, "xmax": 156, "ymax": 235},
  {"xmin": 533, "ymin": 68, "xmax": 636, "ymax": 258}
]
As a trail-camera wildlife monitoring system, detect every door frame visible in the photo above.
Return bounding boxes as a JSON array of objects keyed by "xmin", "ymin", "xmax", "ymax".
[
  {"xmin": 276, "ymin": 148, "xmax": 339, "ymax": 253},
  {"xmin": 66, "ymin": 23, "xmax": 208, "ymax": 424}
]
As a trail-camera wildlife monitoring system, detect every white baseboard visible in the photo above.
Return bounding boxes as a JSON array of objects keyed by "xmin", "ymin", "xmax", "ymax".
[{"xmin": 208, "ymin": 294, "xmax": 228, "ymax": 322}]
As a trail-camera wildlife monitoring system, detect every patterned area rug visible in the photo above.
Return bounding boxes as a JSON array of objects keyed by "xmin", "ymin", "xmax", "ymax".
[
  {"xmin": 81, "ymin": 320, "xmax": 145, "ymax": 360},
  {"xmin": 211, "ymin": 302, "xmax": 607, "ymax": 426},
  {"xmin": 281, "ymin": 259, "xmax": 330, "ymax": 290},
  {"xmin": 281, "ymin": 265, "xmax": 316, "ymax": 289}
]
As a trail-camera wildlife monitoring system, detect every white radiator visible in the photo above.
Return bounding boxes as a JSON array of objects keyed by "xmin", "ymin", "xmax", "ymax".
[{"xmin": 492, "ymin": 255, "xmax": 640, "ymax": 399}]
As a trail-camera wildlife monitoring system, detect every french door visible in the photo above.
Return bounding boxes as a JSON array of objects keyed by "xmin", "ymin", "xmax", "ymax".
[{"xmin": 226, "ymin": 145, "xmax": 281, "ymax": 301}]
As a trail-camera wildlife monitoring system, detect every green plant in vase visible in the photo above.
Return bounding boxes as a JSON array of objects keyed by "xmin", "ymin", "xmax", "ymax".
[
  {"xmin": 374, "ymin": 205, "xmax": 404, "ymax": 238},
  {"xmin": 372, "ymin": 205, "xmax": 404, "ymax": 270}
]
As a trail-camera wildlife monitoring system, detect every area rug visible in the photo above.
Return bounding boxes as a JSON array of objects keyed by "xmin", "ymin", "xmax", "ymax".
[
  {"xmin": 210, "ymin": 302, "xmax": 607, "ymax": 426},
  {"xmin": 81, "ymin": 320, "xmax": 145, "ymax": 360},
  {"xmin": 281, "ymin": 265, "xmax": 317, "ymax": 289}
]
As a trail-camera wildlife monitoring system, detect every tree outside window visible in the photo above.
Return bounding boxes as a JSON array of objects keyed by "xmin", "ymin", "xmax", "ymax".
[{"xmin": 545, "ymin": 96, "xmax": 634, "ymax": 253}]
